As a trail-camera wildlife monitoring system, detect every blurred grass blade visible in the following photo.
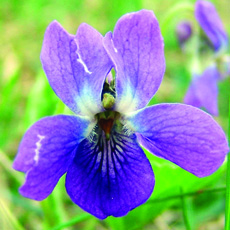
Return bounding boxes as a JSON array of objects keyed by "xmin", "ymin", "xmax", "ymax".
[
  {"xmin": 24, "ymin": 71, "xmax": 59, "ymax": 127},
  {"xmin": 40, "ymin": 177, "xmax": 68, "ymax": 229},
  {"xmin": 0, "ymin": 198, "xmax": 24, "ymax": 230},
  {"xmin": 225, "ymin": 97, "xmax": 230, "ymax": 230},
  {"xmin": 180, "ymin": 188, "xmax": 192, "ymax": 230},
  {"xmin": 160, "ymin": 2, "xmax": 194, "ymax": 37},
  {"xmin": 50, "ymin": 213, "xmax": 92, "ymax": 230},
  {"xmin": 146, "ymin": 187, "xmax": 225, "ymax": 204},
  {"xmin": 0, "ymin": 149, "xmax": 23, "ymax": 184}
]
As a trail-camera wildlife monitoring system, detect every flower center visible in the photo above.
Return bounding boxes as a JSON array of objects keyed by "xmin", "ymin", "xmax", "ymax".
[
  {"xmin": 96, "ymin": 111, "xmax": 120, "ymax": 140},
  {"xmin": 98, "ymin": 118, "xmax": 114, "ymax": 140}
]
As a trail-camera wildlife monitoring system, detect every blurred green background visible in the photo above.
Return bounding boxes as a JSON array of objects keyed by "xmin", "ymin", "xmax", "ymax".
[{"xmin": 0, "ymin": 0, "xmax": 229, "ymax": 229}]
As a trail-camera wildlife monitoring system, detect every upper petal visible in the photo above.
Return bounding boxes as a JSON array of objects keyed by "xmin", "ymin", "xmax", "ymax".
[
  {"xmin": 195, "ymin": 0, "xmax": 228, "ymax": 52},
  {"xmin": 125, "ymin": 104, "xmax": 228, "ymax": 177},
  {"xmin": 103, "ymin": 10, "xmax": 165, "ymax": 113},
  {"xmin": 65, "ymin": 123, "xmax": 154, "ymax": 219},
  {"xmin": 13, "ymin": 115, "xmax": 93, "ymax": 200},
  {"xmin": 184, "ymin": 66, "xmax": 219, "ymax": 115},
  {"xmin": 41, "ymin": 21, "xmax": 113, "ymax": 116}
]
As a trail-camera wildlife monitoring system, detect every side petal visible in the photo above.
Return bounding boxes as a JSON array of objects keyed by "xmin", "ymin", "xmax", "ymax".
[
  {"xmin": 65, "ymin": 124, "xmax": 154, "ymax": 219},
  {"xmin": 125, "ymin": 104, "xmax": 228, "ymax": 177},
  {"xmin": 195, "ymin": 0, "xmax": 228, "ymax": 52},
  {"xmin": 13, "ymin": 115, "xmax": 92, "ymax": 200},
  {"xmin": 184, "ymin": 67, "xmax": 219, "ymax": 115},
  {"xmin": 104, "ymin": 10, "xmax": 165, "ymax": 113},
  {"xmin": 41, "ymin": 21, "xmax": 113, "ymax": 116}
]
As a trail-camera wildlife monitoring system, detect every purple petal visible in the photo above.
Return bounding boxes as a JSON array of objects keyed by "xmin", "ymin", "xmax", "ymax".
[
  {"xmin": 103, "ymin": 10, "xmax": 165, "ymax": 113},
  {"xmin": 41, "ymin": 21, "xmax": 113, "ymax": 116},
  {"xmin": 184, "ymin": 78, "xmax": 202, "ymax": 109},
  {"xmin": 184, "ymin": 67, "xmax": 220, "ymax": 115},
  {"xmin": 13, "ymin": 115, "xmax": 92, "ymax": 200},
  {"xmin": 66, "ymin": 124, "xmax": 154, "ymax": 219},
  {"xmin": 126, "ymin": 104, "xmax": 228, "ymax": 177},
  {"xmin": 195, "ymin": 0, "xmax": 228, "ymax": 52}
]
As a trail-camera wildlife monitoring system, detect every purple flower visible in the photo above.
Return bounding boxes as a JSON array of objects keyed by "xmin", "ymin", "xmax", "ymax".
[
  {"xmin": 195, "ymin": 0, "xmax": 228, "ymax": 52},
  {"xmin": 176, "ymin": 21, "xmax": 193, "ymax": 48},
  {"xmin": 13, "ymin": 10, "xmax": 228, "ymax": 219},
  {"xmin": 184, "ymin": 66, "xmax": 219, "ymax": 115},
  {"xmin": 183, "ymin": 1, "xmax": 229, "ymax": 114}
]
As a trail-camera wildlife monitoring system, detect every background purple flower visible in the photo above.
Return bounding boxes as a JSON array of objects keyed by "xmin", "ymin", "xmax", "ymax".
[
  {"xmin": 184, "ymin": 66, "xmax": 220, "ymax": 116},
  {"xmin": 195, "ymin": 0, "xmax": 228, "ymax": 52},
  {"xmin": 13, "ymin": 10, "xmax": 228, "ymax": 219},
  {"xmin": 182, "ymin": 1, "xmax": 229, "ymax": 115}
]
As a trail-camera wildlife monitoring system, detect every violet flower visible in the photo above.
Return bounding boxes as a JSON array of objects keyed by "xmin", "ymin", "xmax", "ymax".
[
  {"xmin": 184, "ymin": 0, "xmax": 229, "ymax": 115},
  {"xmin": 13, "ymin": 10, "xmax": 228, "ymax": 219}
]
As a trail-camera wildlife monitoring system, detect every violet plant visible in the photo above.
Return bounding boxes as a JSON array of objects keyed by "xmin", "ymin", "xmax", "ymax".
[
  {"xmin": 176, "ymin": 0, "xmax": 229, "ymax": 115},
  {"xmin": 13, "ymin": 9, "xmax": 228, "ymax": 219}
]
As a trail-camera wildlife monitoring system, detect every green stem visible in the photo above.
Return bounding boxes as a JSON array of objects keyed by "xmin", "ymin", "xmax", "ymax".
[
  {"xmin": 41, "ymin": 186, "xmax": 66, "ymax": 229},
  {"xmin": 160, "ymin": 2, "xmax": 194, "ymax": 37},
  {"xmin": 49, "ymin": 213, "xmax": 91, "ymax": 230},
  {"xmin": 180, "ymin": 188, "xmax": 192, "ymax": 230},
  {"xmin": 146, "ymin": 187, "xmax": 225, "ymax": 204},
  {"xmin": 40, "ymin": 163, "xmax": 68, "ymax": 229},
  {"xmin": 225, "ymin": 96, "xmax": 230, "ymax": 230}
]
